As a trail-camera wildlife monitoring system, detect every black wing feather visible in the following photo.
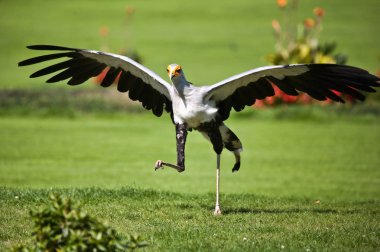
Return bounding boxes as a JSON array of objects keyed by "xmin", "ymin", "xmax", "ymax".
[
  {"xmin": 282, "ymin": 76, "xmax": 327, "ymax": 101},
  {"xmin": 117, "ymin": 71, "xmax": 132, "ymax": 92},
  {"xmin": 129, "ymin": 78, "xmax": 145, "ymax": 101},
  {"xmin": 209, "ymin": 64, "xmax": 379, "ymax": 121},
  {"xmin": 254, "ymin": 78, "xmax": 275, "ymax": 97},
  {"xmin": 19, "ymin": 45, "xmax": 173, "ymax": 118},
  {"xmin": 18, "ymin": 52, "xmax": 78, "ymax": 66},
  {"xmin": 266, "ymin": 76, "xmax": 299, "ymax": 96},
  {"xmin": 100, "ymin": 67, "xmax": 120, "ymax": 87},
  {"xmin": 27, "ymin": 45, "xmax": 77, "ymax": 51},
  {"xmin": 30, "ymin": 59, "xmax": 76, "ymax": 78}
]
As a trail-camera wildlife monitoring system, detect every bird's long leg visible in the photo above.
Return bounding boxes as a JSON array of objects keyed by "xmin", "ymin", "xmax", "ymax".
[
  {"xmin": 155, "ymin": 123, "xmax": 187, "ymax": 173},
  {"xmin": 197, "ymin": 122, "xmax": 224, "ymax": 215},
  {"xmin": 214, "ymin": 154, "xmax": 222, "ymax": 215}
]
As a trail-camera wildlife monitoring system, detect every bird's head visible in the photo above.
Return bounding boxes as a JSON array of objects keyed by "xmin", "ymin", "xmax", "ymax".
[{"xmin": 167, "ymin": 64, "xmax": 183, "ymax": 80}]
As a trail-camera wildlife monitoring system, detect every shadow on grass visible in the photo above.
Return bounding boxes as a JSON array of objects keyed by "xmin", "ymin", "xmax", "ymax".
[{"xmin": 221, "ymin": 207, "xmax": 361, "ymax": 215}]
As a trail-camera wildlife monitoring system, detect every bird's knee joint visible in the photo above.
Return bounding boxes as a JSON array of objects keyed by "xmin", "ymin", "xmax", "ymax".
[
  {"xmin": 177, "ymin": 166, "xmax": 185, "ymax": 173},
  {"xmin": 213, "ymin": 144, "xmax": 223, "ymax": 154}
]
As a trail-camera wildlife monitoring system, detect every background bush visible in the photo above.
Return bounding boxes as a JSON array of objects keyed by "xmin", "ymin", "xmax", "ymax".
[{"xmin": 13, "ymin": 194, "xmax": 147, "ymax": 252}]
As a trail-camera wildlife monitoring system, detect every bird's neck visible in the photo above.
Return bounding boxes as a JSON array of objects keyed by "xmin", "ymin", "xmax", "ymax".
[{"xmin": 172, "ymin": 76, "xmax": 191, "ymax": 97}]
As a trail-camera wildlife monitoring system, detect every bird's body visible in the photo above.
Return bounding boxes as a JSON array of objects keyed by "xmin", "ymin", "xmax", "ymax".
[
  {"xmin": 19, "ymin": 45, "xmax": 380, "ymax": 215},
  {"xmin": 163, "ymin": 64, "xmax": 243, "ymax": 175},
  {"xmin": 171, "ymin": 84, "xmax": 217, "ymax": 129}
]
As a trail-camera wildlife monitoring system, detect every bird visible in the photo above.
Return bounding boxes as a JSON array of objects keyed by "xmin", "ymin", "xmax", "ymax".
[{"xmin": 19, "ymin": 45, "xmax": 380, "ymax": 215}]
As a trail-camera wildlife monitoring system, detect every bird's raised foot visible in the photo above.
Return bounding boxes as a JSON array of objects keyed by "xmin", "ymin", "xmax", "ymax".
[
  {"xmin": 154, "ymin": 160, "xmax": 184, "ymax": 173},
  {"xmin": 154, "ymin": 160, "xmax": 164, "ymax": 170},
  {"xmin": 214, "ymin": 205, "xmax": 222, "ymax": 216}
]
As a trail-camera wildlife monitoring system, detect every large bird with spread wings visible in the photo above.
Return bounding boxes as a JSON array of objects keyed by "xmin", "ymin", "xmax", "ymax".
[{"xmin": 19, "ymin": 45, "xmax": 379, "ymax": 215}]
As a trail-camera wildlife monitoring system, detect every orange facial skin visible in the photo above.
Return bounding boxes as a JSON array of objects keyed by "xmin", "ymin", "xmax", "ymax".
[{"xmin": 167, "ymin": 65, "xmax": 182, "ymax": 78}]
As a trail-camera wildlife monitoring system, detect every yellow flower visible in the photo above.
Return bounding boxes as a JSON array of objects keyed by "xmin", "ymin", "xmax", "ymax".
[
  {"xmin": 299, "ymin": 44, "xmax": 312, "ymax": 60},
  {"xmin": 315, "ymin": 53, "xmax": 336, "ymax": 64}
]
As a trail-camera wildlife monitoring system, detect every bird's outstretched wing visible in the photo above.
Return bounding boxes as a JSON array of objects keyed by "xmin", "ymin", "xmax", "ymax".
[
  {"xmin": 18, "ymin": 45, "xmax": 172, "ymax": 117},
  {"xmin": 204, "ymin": 64, "xmax": 380, "ymax": 120}
]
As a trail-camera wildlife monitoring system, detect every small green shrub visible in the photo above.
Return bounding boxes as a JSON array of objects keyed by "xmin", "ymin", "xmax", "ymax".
[{"xmin": 13, "ymin": 194, "xmax": 147, "ymax": 252}]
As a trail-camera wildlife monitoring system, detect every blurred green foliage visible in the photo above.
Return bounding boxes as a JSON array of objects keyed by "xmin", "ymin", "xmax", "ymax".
[{"xmin": 1, "ymin": 0, "xmax": 379, "ymax": 89}]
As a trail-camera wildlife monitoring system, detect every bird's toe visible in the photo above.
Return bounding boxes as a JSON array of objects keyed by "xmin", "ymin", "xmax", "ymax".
[
  {"xmin": 214, "ymin": 206, "xmax": 222, "ymax": 216},
  {"xmin": 232, "ymin": 161, "xmax": 240, "ymax": 173},
  {"xmin": 154, "ymin": 160, "xmax": 164, "ymax": 170}
]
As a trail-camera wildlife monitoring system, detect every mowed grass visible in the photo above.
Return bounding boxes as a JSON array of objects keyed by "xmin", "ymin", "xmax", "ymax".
[
  {"xmin": 0, "ymin": 113, "xmax": 379, "ymax": 250},
  {"xmin": 1, "ymin": 187, "xmax": 379, "ymax": 251},
  {"xmin": 1, "ymin": 0, "xmax": 380, "ymax": 89},
  {"xmin": 1, "ymin": 114, "xmax": 379, "ymax": 199}
]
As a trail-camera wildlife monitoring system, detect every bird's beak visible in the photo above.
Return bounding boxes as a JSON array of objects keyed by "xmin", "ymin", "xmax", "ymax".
[
  {"xmin": 168, "ymin": 71, "xmax": 174, "ymax": 79},
  {"xmin": 168, "ymin": 70, "xmax": 180, "ymax": 79},
  {"xmin": 167, "ymin": 65, "xmax": 181, "ymax": 79}
]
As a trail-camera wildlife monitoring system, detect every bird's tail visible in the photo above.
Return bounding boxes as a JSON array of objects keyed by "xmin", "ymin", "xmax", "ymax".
[{"xmin": 219, "ymin": 124, "xmax": 243, "ymax": 172}]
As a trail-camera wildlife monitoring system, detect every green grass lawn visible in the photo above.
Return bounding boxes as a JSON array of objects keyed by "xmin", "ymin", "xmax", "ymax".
[
  {"xmin": 0, "ymin": 113, "xmax": 379, "ymax": 250},
  {"xmin": 1, "ymin": 187, "xmax": 379, "ymax": 251},
  {"xmin": 1, "ymin": 0, "xmax": 379, "ymax": 89},
  {"xmin": 1, "ymin": 114, "xmax": 379, "ymax": 199}
]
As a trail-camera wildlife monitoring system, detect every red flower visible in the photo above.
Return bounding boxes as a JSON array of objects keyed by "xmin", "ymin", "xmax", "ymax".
[{"xmin": 313, "ymin": 7, "xmax": 325, "ymax": 18}]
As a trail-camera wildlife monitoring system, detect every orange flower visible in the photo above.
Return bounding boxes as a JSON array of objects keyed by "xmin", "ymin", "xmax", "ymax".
[
  {"xmin": 126, "ymin": 6, "xmax": 135, "ymax": 16},
  {"xmin": 277, "ymin": 0, "xmax": 287, "ymax": 8},
  {"xmin": 313, "ymin": 7, "xmax": 325, "ymax": 17},
  {"xmin": 304, "ymin": 18, "xmax": 315, "ymax": 29},
  {"xmin": 99, "ymin": 26, "xmax": 109, "ymax": 37}
]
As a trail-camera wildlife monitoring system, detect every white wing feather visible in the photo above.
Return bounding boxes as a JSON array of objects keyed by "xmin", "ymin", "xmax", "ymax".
[
  {"xmin": 80, "ymin": 50, "xmax": 172, "ymax": 99},
  {"xmin": 204, "ymin": 64, "xmax": 309, "ymax": 102}
]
